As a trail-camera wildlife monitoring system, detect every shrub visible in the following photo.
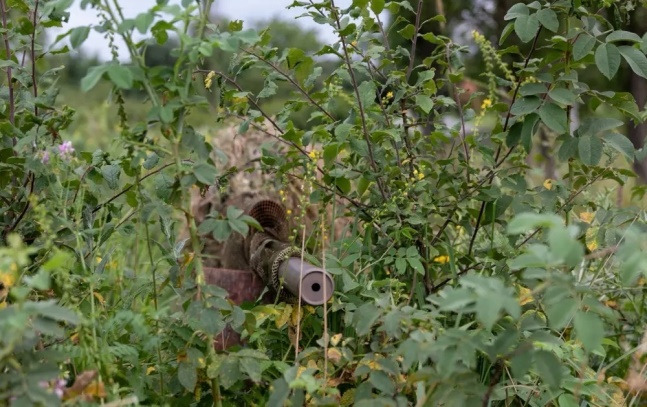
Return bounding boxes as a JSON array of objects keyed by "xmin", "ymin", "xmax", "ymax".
[{"xmin": 2, "ymin": 0, "xmax": 647, "ymax": 405}]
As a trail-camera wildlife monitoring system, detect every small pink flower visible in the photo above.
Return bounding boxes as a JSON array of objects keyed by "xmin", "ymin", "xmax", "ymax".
[
  {"xmin": 57, "ymin": 140, "xmax": 75, "ymax": 159},
  {"xmin": 41, "ymin": 150, "xmax": 50, "ymax": 164}
]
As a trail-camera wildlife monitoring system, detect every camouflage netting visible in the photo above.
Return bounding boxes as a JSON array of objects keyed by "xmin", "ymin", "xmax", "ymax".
[{"xmin": 189, "ymin": 121, "xmax": 350, "ymax": 268}]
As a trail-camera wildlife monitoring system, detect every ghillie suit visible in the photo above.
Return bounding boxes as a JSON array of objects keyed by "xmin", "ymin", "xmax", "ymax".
[{"xmin": 190, "ymin": 121, "xmax": 350, "ymax": 268}]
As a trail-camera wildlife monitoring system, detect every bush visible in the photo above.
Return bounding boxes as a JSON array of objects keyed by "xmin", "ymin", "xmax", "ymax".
[{"xmin": 2, "ymin": 0, "xmax": 647, "ymax": 405}]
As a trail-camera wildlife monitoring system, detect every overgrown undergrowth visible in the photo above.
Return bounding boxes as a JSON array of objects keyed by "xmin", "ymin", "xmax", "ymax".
[{"xmin": 2, "ymin": 0, "xmax": 647, "ymax": 406}]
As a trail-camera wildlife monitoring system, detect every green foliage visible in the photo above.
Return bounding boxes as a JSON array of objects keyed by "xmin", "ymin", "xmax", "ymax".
[{"xmin": 2, "ymin": 0, "xmax": 647, "ymax": 405}]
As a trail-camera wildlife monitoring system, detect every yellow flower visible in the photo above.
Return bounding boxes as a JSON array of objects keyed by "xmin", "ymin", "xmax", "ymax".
[
  {"xmin": 417, "ymin": 172, "xmax": 424, "ymax": 180},
  {"xmin": 480, "ymin": 98, "xmax": 492, "ymax": 110},
  {"xmin": 350, "ymin": 40, "xmax": 358, "ymax": 47},
  {"xmin": 308, "ymin": 150, "xmax": 318, "ymax": 159},
  {"xmin": 543, "ymin": 179, "xmax": 553, "ymax": 190},
  {"xmin": 0, "ymin": 271, "xmax": 16, "ymax": 290},
  {"xmin": 587, "ymin": 240, "xmax": 598, "ymax": 252},
  {"xmin": 93, "ymin": 292, "xmax": 105, "ymax": 305},
  {"xmin": 386, "ymin": 91, "xmax": 394, "ymax": 99},
  {"xmin": 286, "ymin": 209, "xmax": 292, "ymax": 215},
  {"xmin": 519, "ymin": 286, "xmax": 533, "ymax": 305},
  {"xmin": 579, "ymin": 211, "xmax": 594, "ymax": 224},
  {"xmin": 434, "ymin": 255, "xmax": 449, "ymax": 264},
  {"xmin": 146, "ymin": 366, "xmax": 156, "ymax": 375},
  {"xmin": 204, "ymin": 70, "xmax": 216, "ymax": 90},
  {"xmin": 586, "ymin": 227, "xmax": 598, "ymax": 252},
  {"xmin": 95, "ymin": 257, "xmax": 102, "ymax": 264}
]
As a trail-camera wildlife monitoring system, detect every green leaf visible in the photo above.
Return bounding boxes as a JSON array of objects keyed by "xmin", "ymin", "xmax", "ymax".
[
  {"xmin": 24, "ymin": 269, "xmax": 51, "ymax": 290},
  {"xmin": 415, "ymin": 94, "xmax": 433, "ymax": 114},
  {"xmin": 106, "ymin": 65, "xmax": 133, "ymax": 89},
  {"xmin": 193, "ymin": 162, "xmax": 218, "ymax": 184},
  {"xmin": 572, "ymin": 33, "xmax": 596, "ymax": 61},
  {"xmin": 558, "ymin": 137, "xmax": 578, "ymax": 161},
  {"xmin": 354, "ymin": 303, "xmax": 380, "ymax": 336},
  {"xmin": 504, "ymin": 3, "xmax": 529, "ymax": 20},
  {"xmin": 548, "ymin": 226, "xmax": 583, "ymax": 267},
  {"xmin": 80, "ymin": 65, "xmax": 107, "ymax": 92},
  {"xmin": 548, "ymin": 87, "xmax": 576, "ymax": 105},
  {"xmin": 578, "ymin": 135, "xmax": 603, "ymax": 165},
  {"xmin": 521, "ymin": 113, "xmax": 540, "ymax": 153},
  {"xmin": 143, "ymin": 152, "xmax": 159, "ymax": 170},
  {"xmin": 606, "ymin": 30, "xmax": 642, "ymax": 43},
  {"xmin": 407, "ymin": 257, "xmax": 425, "ymax": 275},
  {"xmin": 510, "ymin": 96, "xmax": 541, "ymax": 116},
  {"xmin": 240, "ymin": 357, "xmax": 262, "ymax": 383},
  {"xmin": 574, "ymin": 311, "xmax": 604, "ymax": 352},
  {"xmin": 507, "ymin": 212, "xmax": 563, "ymax": 234},
  {"xmin": 534, "ymin": 350, "xmax": 562, "ymax": 389},
  {"xmin": 178, "ymin": 362, "xmax": 197, "ymax": 391},
  {"xmin": 212, "ymin": 220, "xmax": 231, "ymax": 242},
  {"xmin": 476, "ymin": 294, "xmax": 503, "ymax": 331},
  {"xmin": 369, "ymin": 371, "xmax": 395, "ymax": 395},
  {"xmin": 604, "ymin": 132, "xmax": 635, "ymax": 159},
  {"xmin": 514, "ymin": 14, "xmax": 539, "ymax": 43},
  {"xmin": 226, "ymin": 205, "xmax": 244, "ymax": 219},
  {"xmin": 134, "ymin": 12, "xmax": 154, "ymax": 34},
  {"xmin": 595, "ymin": 43, "xmax": 621, "ymax": 80},
  {"xmin": 506, "ymin": 121, "xmax": 523, "ymax": 148},
  {"xmin": 258, "ymin": 79, "xmax": 277, "ymax": 99},
  {"xmin": 558, "ymin": 394, "xmax": 580, "ymax": 407},
  {"xmin": 358, "ymin": 81, "xmax": 377, "ymax": 108},
  {"xmin": 536, "ymin": 9, "xmax": 558, "ymax": 32},
  {"xmin": 618, "ymin": 45, "xmax": 647, "ymax": 79},
  {"xmin": 398, "ymin": 24, "xmax": 415, "ymax": 40},
  {"xmin": 69, "ymin": 26, "xmax": 90, "ymax": 49},
  {"xmin": 30, "ymin": 302, "xmax": 80, "ymax": 325},
  {"xmin": 229, "ymin": 218, "xmax": 249, "ymax": 236},
  {"xmin": 520, "ymin": 82, "xmax": 548, "ymax": 96},
  {"xmin": 151, "ymin": 20, "xmax": 173, "ymax": 44},
  {"xmin": 370, "ymin": 0, "xmax": 384, "ymax": 14},
  {"xmin": 197, "ymin": 218, "xmax": 218, "ymax": 235},
  {"xmin": 101, "ymin": 164, "xmax": 120, "ymax": 189},
  {"xmin": 579, "ymin": 117, "xmax": 624, "ymax": 135},
  {"xmin": 539, "ymin": 102, "xmax": 568, "ymax": 134},
  {"xmin": 545, "ymin": 298, "xmax": 577, "ymax": 330}
]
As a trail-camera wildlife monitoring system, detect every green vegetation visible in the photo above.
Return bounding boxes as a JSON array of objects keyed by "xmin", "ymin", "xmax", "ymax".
[{"xmin": 2, "ymin": 0, "xmax": 647, "ymax": 405}]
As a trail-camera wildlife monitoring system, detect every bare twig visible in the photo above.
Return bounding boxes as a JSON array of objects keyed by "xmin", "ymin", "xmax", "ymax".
[
  {"xmin": 431, "ymin": 262, "xmax": 482, "ymax": 293},
  {"xmin": 405, "ymin": 0, "xmax": 424, "ymax": 82},
  {"xmin": 585, "ymin": 245, "xmax": 618, "ymax": 260},
  {"xmin": 482, "ymin": 361, "xmax": 504, "ymax": 407},
  {"xmin": 93, "ymin": 162, "xmax": 179, "ymax": 213},
  {"xmin": 374, "ymin": 12, "xmax": 391, "ymax": 51},
  {"xmin": 242, "ymin": 49, "xmax": 336, "ymax": 122},
  {"xmin": 4, "ymin": 173, "xmax": 34, "ymax": 237}
]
